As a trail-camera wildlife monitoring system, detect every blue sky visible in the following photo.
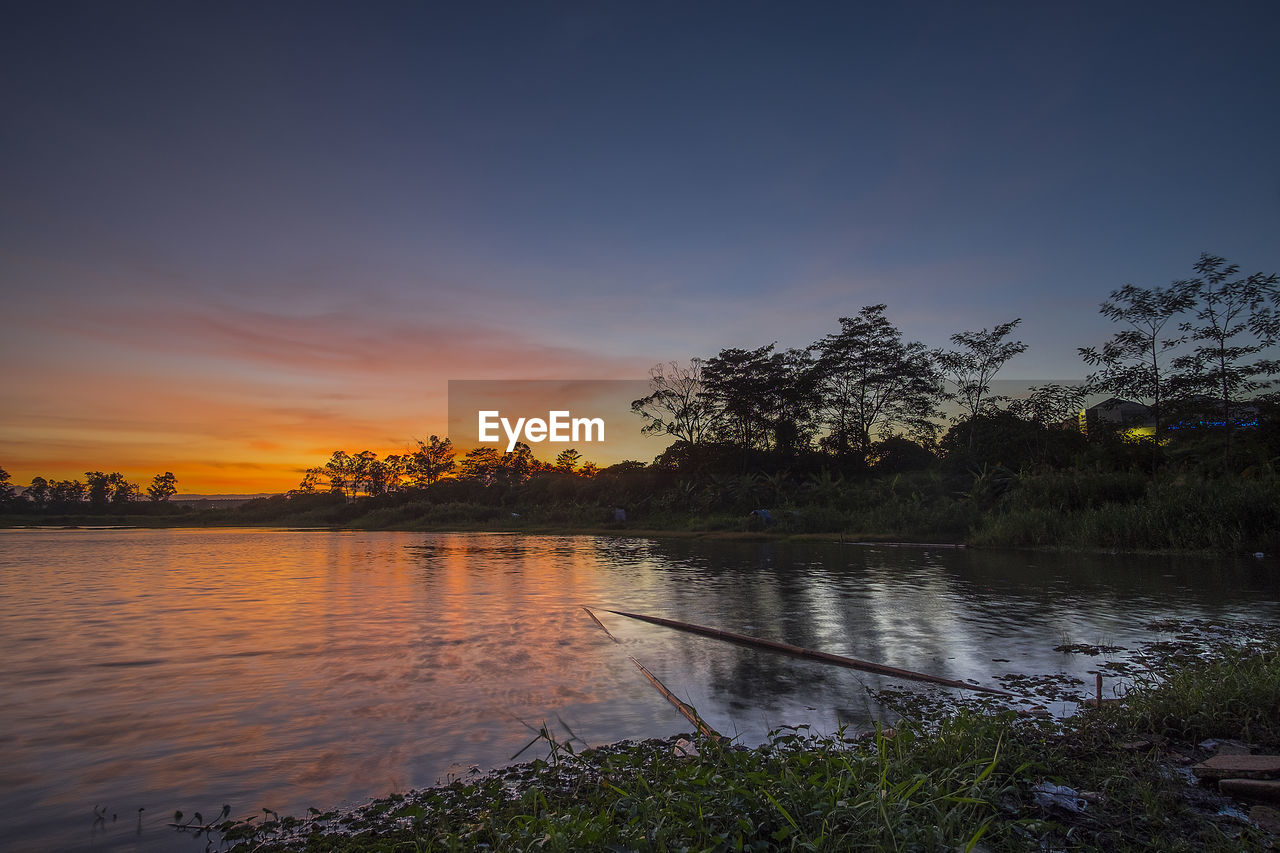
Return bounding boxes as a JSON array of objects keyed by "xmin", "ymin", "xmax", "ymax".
[{"xmin": 2, "ymin": 1, "xmax": 1278, "ymax": 490}]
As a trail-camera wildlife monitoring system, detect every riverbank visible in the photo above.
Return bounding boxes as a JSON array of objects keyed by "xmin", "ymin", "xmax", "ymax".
[
  {"xmin": 5, "ymin": 466, "xmax": 1278, "ymax": 554},
  {"xmin": 6, "ymin": 516, "xmax": 1275, "ymax": 561},
  {"xmin": 182, "ymin": 620, "xmax": 1280, "ymax": 852}
]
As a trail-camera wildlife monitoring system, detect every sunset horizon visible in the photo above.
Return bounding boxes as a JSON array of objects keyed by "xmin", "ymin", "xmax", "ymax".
[{"xmin": 3, "ymin": 2, "xmax": 1277, "ymax": 494}]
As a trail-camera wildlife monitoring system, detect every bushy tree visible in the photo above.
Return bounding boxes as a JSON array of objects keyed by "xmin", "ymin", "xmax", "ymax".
[
  {"xmin": 701, "ymin": 344, "xmax": 819, "ymax": 454},
  {"xmin": 410, "ymin": 436, "xmax": 456, "ymax": 486},
  {"xmin": 107, "ymin": 473, "xmax": 138, "ymax": 504},
  {"xmin": 85, "ymin": 471, "xmax": 111, "ymax": 508},
  {"xmin": 25, "ymin": 476, "xmax": 50, "ymax": 509},
  {"xmin": 459, "ymin": 447, "xmax": 500, "ymax": 485},
  {"xmin": 147, "ymin": 472, "xmax": 178, "ymax": 502},
  {"xmin": 811, "ymin": 304, "xmax": 943, "ymax": 464}
]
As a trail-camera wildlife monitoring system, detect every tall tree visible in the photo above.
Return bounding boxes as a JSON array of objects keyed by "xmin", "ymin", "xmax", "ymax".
[
  {"xmin": 459, "ymin": 447, "xmax": 500, "ymax": 485},
  {"xmin": 701, "ymin": 345, "xmax": 780, "ymax": 451},
  {"xmin": 495, "ymin": 442, "xmax": 535, "ymax": 486},
  {"xmin": 379, "ymin": 454, "xmax": 408, "ymax": 495},
  {"xmin": 631, "ymin": 358, "xmax": 717, "ymax": 447},
  {"xmin": 701, "ymin": 345, "xmax": 818, "ymax": 454},
  {"xmin": 107, "ymin": 473, "xmax": 138, "ymax": 504},
  {"xmin": 349, "ymin": 450, "xmax": 386, "ymax": 496},
  {"xmin": 50, "ymin": 479, "xmax": 85, "ymax": 507},
  {"xmin": 146, "ymin": 472, "xmax": 178, "ymax": 502},
  {"xmin": 1171, "ymin": 253, "xmax": 1279, "ymax": 454},
  {"xmin": 769, "ymin": 347, "xmax": 821, "ymax": 454},
  {"xmin": 323, "ymin": 451, "xmax": 358, "ymax": 499},
  {"xmin": 85, "ymin": 471, "xmax": 111, "ymax": 509},
  {"xmin": 410, "ymin": 436, "xmax": 456, "ymax": 487},
  {"xmin": 295, "ymin": 468, "xmax": 323, "ymax": 494},
  {"xmin": 0, "ymin": 466, "xmax": 13, "ymax": 507},
  {"xmin": 25, "ymin": 476, "xmax": 50, "ymax": 509},
  {"xmin": 936, "ymin": 320, "xmax": 1028, "ymax": 448},
  {"xmin": 811, "ymin": 304, "xmax": 944, "ymax": 463},
  {"xmin": 1078, "ymin": 280, "xmax": 1196, "ymax": 438}
]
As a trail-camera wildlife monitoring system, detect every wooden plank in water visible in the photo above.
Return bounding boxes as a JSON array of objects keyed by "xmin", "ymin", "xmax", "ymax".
[
  {"xmin": 582, "ymin": 607, "xmax": 722, "ymax": 740},
  {"xmin": 604, "ymin": 608, "xmax": 1013, "ymax": 697}
]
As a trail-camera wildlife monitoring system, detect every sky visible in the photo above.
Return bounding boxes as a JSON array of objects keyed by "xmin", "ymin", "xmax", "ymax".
[{"xmin": 2, "ymin": 1, "xmax": 1278, "ymax": 493}]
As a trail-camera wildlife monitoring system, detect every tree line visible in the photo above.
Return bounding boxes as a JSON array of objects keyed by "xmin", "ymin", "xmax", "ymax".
[
  {"xmin": 633, "ymin": 252, "xmax": 1277, "ymax": 474},
  {"xmin": 0, "ymin": 469, "xmax": 177, "ymax": 510},
  {"xmin": 2, "ymin": 253, "xmax": 1275, "ymax": 516},
  {"xmin": 290, "ymin": 437, "xmax": 601, "ymax": 500},
  {"xmin": 287, "ymin": 252, "xmax": 1276, "ymax": 502}
]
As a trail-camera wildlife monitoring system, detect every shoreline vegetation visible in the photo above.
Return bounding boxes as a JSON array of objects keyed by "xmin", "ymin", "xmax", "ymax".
[
  {"xmin": 3, "ymin": 463, "xmax": 1277, "ymax": 556},
  {"xmin": 177, "ymin": 619, "xmax": 1280, "ymax": 852}
]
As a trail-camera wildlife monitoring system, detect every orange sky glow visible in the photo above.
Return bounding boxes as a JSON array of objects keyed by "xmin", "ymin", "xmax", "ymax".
[{"xmin": 3, "ymin": 294, "xmax": 659, "ymax": 493}]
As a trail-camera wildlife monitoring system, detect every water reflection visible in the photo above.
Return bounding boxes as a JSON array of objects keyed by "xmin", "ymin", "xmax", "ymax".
[{"xmin": 0, "ymin": 529, "xmax": 1277, "ymax": 851}]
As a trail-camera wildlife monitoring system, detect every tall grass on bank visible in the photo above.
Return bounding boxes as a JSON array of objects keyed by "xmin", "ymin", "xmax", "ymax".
[
  {"xmin": 970, "ymin": 469, "xmax": 1280, "ymax": 552},
  {"xmin": 1108, "ymin": 645, "xmax": 1280, "ymax": 749}
]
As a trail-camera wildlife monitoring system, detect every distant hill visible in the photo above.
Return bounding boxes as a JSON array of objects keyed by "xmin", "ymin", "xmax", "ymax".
[{"xmin": 173, "ymin": 493, "xmax": 280, "ymax": 501}]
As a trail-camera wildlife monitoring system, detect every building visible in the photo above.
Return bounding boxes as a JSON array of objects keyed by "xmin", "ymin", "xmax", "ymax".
[{"xmin": 1078, "ymin": 398, "xmax": 1154, "ymax": 437}]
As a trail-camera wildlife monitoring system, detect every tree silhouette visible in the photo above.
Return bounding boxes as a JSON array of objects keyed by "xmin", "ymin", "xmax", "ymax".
[
  {"xmin": 811, "ymin": 304, "xmax": 943, "ymax": 464},
  {"xmin": 555, "ymin": 448, "xmax": 582, "ymax": 473},
  {"xmin": 1171, "ymin": 253, "xmax": 1279, "ymax": 456},
  {"xmin": 411, "ymin": 436, "xmax": 456, "ymax": 486},
  {"xmin": 459, "ymin": 447, "xmax": 500, "ymax": 485},
  {"xmin": 631, "ymin": 358, "xmax": 718, "ymax": 447},
  {"xmin": 1079, "ymin": 280, "xmax": 1195, "ymax": 438},
  {"xmin": 147, "ymin": 472, "xmax": 178, "ymax": 502},
  {"xmin": 936, "ymin": 319, "xmax": 1027, "ymax": 449},
  {"xmin": 25, "ymin": 476, "xmax": 50, "ymax": 508}
]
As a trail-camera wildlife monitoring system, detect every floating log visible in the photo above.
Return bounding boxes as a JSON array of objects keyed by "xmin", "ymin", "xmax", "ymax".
[
  {"xmin": 846, "ymin": 541, "xmax": 966, "ymax": 549},
  {"xmin": 603, "ymin": 609, "xmax": 1013, "ymax": 697}
]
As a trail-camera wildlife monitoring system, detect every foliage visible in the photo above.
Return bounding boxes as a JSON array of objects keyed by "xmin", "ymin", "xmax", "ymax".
[
  {"xmin": 6, "ymin": 251, "xmax": 1277, "ymax": 551},
  {"xmin": 811, "ymin": 304, "xmax": 944, "ymax": 464},
  {"xmin": 630, "ymin": 358, "xmax": 717, "ymax": 446},
  {"xmin": 936, "ymin": 318, "xmax": 1028, "ymax": 426},
  {"xmin": 701, "ymin": 344, "xmax": 820, "ymax": 454},
  {"xmin": 1005, "ymin": 383, "xmax": 1086, "ymax": 428},
  {"xmin": 147, "ymin": 471, "xmax": 178, "ymax": 502},
  {"xmin": 1079, "ymin": 279, "xmax": 1196, "ymax": 435},
  {"xmin": 1172, "ymin": 253, "xmax": 1280, "ymax": 453},
  {"xmin": 410, "ymin": 435, "xmax": 456, "ymax": 487}
]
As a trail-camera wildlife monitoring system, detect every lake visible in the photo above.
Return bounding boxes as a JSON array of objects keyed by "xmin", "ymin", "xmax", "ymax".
[{"xmin": 1, "ymin": 528, "xmax": 1277, "ymax": 851}]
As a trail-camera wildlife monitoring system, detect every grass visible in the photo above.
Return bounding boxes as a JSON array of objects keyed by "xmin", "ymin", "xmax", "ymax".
[{"xmin": 185, "ymin": 622, "xmax": 1280, "ymax": 852}]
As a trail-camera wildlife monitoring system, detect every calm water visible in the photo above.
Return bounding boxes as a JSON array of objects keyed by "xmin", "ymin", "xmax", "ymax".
[{"xmin": 1, "ymin": 529, "xmax": 1278, "ymax": 851}]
